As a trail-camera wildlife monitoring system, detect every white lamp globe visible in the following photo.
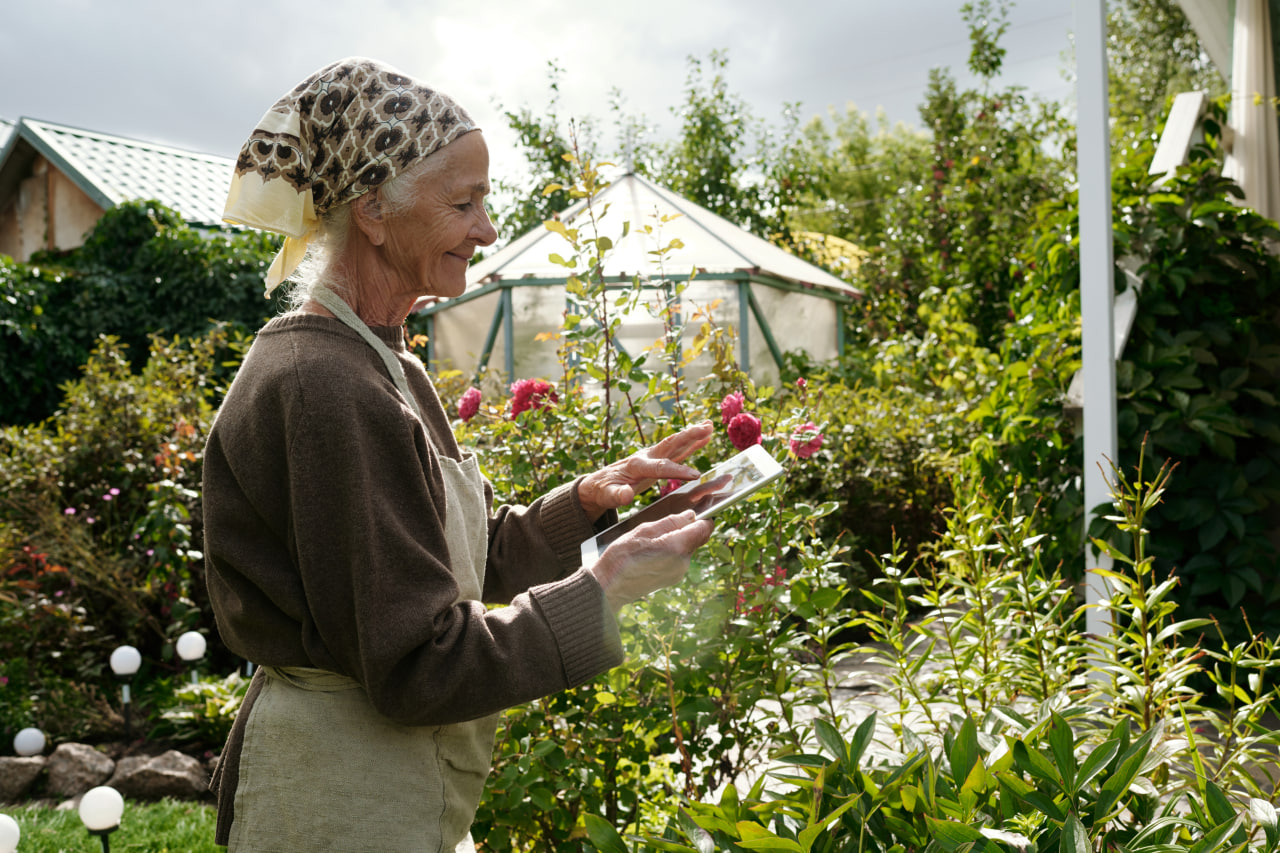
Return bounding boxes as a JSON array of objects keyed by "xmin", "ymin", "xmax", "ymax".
[
  {"xmin": 13, "ymin": 726, "xmax": 45, "ymax": 756},
  {"xmin": 0, "ymin": 813, "xmax": 19, "ymax": 853},
  {"xmin": 109, "ymin": 645, "xmax": 141, "ymax": 677},
  {"xmin": 175, "ymin": 631, "xmax": 206, "ymax": 662},
  {"xmin": 78, "ymin": 785, "xmax": 124, "ymax": 832}
]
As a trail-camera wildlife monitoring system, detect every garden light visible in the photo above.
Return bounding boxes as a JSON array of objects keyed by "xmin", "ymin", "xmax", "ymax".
[
  {"xmin": 78, "ymin": 786, "xmax": 123, "ymax": 852},
  {"xmin": 0, "ymin": 813, "xmax": 18, "ymax": 853},
  {"xmin": 12, "ymin": 727, "xmax": 44, "ymax": 757},
  {"xmin": 175, "ymin": 631, "xmax": 206, "ymax": 683},
  {"xmin": 108, "ymin": 645, "xmax": 141, "ymax": 677},
  {"xmin": 108, "ymin": 645, "xmax": 141, "ymax": 740}
]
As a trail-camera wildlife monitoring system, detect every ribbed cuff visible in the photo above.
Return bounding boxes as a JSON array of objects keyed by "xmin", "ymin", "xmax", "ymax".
[
  {"xmin": 538, "ymin": 478, "xmax": 618, "ymax": 571},
  {"xmin": 530, "ymin": 570, "xmax": 624, "ymax": 686}
]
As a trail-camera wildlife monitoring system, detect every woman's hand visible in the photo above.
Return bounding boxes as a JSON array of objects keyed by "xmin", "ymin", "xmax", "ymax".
[
  {"xmin": 578, "ymin": 421, "xmax": 715, "ymax": 521},
  {"xmin": 587, "ymin": 511, "xmax": 713, "ymax": 611}
]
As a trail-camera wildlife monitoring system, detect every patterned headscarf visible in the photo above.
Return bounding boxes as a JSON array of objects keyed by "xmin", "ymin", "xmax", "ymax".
[{"xmin": 223, "ymin": 57, "xmax": 479, "ymax": 294}]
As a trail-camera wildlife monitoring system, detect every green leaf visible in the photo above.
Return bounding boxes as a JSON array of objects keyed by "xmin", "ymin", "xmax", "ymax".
[
  {"xmin": 678, "ymin": 808, "xmax": 717, "ymax": 853},
  {"xmin": 924, "ymin": 816, "xmax": 986, "ymax": 852},
  {"xmin": 736, "ymin": 822, "xmax": 803, "ymax": 851},
  {"xmin": 1074, "ymin": 737, "xmax": 1119, "ymax": 792},
  {"xmin": 948, "ymin": 715, "xmax": 980, "ymax": 783},
  {"xmin": 1093, "ymin": 728, "xmax": 1153, "ymax": 823},
  {"xmin": 583, "ymin": 814, "xmax": 629, "ymax": 853},
  {"xmin": 719, "ymin": 783, "xmax": 740, "ymax": 824},
  {"xmin": 1013, "ymin": 740, "xmax": 1062, "ymax": 792},
  {"xmin": 1203, "ymin": 779, "xmax": 1235, "ymax": 826},
  {"xmin": 798, "ymin": 797, "xmax": 862, "ymax": 850},
  {"xmin": 1060, "ymin": 813, "xmax": 1089, "ymax": 853},
  {"xmin": 1250, "ymin": 798, "xmax": 1278, "ymax": 829},
  {"xmin": 848, "ymin": 713, "xmax": 877, "ymax": 766},
  {"xmin": 1047, "ymin": 712, "xmax": 1076, "ymax": 792},
  {"xmin": 814, "ymin": 718, "xmax": 847, "ymax": 763},
  {"xmin": 1188, "ymin": 817, "xmax": 1243, "ymax": 853}
]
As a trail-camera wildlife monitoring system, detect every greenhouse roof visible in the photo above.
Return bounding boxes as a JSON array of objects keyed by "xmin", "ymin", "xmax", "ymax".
[
  {"xmin": 0, "ymin": 117, "xmax": 235, "ymax": 227},
  {"xmin": 462, "ymin": 172, "xmax": 859, "ymax": 298}
]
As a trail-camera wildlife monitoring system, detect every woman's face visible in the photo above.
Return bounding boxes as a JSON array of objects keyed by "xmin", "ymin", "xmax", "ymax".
[{"xmin": 382, "ymin": 131, "xmax": 498, "ymax": 300}]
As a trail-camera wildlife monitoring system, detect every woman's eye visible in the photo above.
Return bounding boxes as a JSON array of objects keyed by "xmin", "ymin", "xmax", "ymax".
[{"xmin": 454, "ymin": 201, "xmax": 472, "ymax": 211}]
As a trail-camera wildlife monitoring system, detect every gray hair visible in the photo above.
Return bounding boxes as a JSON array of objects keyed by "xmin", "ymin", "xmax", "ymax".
[{"xmin": 283, "ymin": 151, "xmax": 452, "ymax": 311}]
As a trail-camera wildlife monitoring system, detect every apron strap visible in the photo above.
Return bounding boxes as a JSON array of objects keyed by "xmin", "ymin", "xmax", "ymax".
[{"xmin": 310, "ymin": 285, "xmax": 424, "ymax": 424}]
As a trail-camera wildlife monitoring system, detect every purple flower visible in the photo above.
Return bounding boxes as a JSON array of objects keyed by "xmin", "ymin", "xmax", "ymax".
[
  {"xmin": 102, "ymin": 494, "xmax": 112, "ymax": 501},
  {"xmin": 109, "ymin": 487, "xmax": 120, "ymax": 496},
  {"xmin": 458, "ymin": 387, "xmax": 481, "ymax": 422},
  {"xmin": 727, "ymin": 412, "xmax": 762, "ymax": 451},
  {"xmin": 64, "ymin": 507, "xmax": 76, "ymax": 516},
  {"xmin": 789, "ymin": 422, "xmax": 824, "ymax": 459},
  {"xmin": 720, "ymin": 391, "xmax": 744, "ymax": 426}
]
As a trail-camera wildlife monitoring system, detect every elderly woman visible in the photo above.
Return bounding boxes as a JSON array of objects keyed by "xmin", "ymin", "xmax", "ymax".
[{"xmin": 203, "ymin": 57, "xmax": 714, "ymax": 852}]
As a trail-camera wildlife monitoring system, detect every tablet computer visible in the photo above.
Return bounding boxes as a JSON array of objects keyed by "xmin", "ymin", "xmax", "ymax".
[{"xmin": 580, "ymin": 443, "xmax": 784, "ymax": 566}]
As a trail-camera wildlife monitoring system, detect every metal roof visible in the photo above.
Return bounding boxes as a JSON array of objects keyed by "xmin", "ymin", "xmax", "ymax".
[
  {"xmin": 464, "ymin": 172, "xmax": 859, "ymax": 298},
  {"xmin": 0, "ymin": 118, "xmax": 13, "ymax": 152},
  {"xmin": 0, "ymin": 117, "xmax": 235, "ymax": 227}
]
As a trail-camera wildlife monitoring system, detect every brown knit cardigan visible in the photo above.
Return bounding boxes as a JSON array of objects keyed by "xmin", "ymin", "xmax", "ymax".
[{"xmin": 202, "ymin": 314, "xmax": 622, "ymax": 844}]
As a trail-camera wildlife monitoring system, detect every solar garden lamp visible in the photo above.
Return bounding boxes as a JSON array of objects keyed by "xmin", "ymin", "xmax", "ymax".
[
  {"xmin": 176, "ymin": 631, "xmax": 206, "ymax": 684},
  {"xmin": 108, "ymin": 645, "xmax": 141, "ymax": 740},
  {"xmin": 12, "ymin": 727, "xmax": 44, "ymax": 757},
  {"xmin": 0, "ymin": 813, "xmax": 19, "ymax": 853},
  {"xmin": 78, "ymin": 786, "xmax": 124, "ymax": 853}
]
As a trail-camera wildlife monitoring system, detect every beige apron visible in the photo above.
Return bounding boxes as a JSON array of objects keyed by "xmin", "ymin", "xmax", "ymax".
[{"xmin": 229, "ymin": 288, "xmax": 499, "ymax": 852}]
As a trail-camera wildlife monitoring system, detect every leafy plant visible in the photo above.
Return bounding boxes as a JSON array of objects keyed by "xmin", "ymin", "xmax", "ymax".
[{"xmin": 622, "ymin": 447, "xmax": 1280, "ymax": 853}]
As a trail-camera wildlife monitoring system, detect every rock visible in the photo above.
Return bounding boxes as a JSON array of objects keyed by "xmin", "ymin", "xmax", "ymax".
[
  {"xmin": 46, "ymin": 743, "xmax": 114, "ymax": 797},
  {"xmin": 107, "ymin": 750, "xmax": 209, "ymax": 800},
  {"xmin": 0, "ymin": 756, "xmax": 46, "ymax": 801}
]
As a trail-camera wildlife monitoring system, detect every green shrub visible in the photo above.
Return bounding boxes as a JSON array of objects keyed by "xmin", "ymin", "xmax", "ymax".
[
  {"xmin": 954, "ymin": 98, "xmax": 1280, "ymax": 648},
  {"xmin": 0, "ymin": 330, "xmax": 244, "ymax": 750},
  {"xmin": 620, "ymin": 447, "xmax": 1280, "ymax": 852},
  {"xmin": 0, "ymin": 199, "xmax": 279, "ymax": 426},
  {"xmin": 451, "ymin": 144, "xmax": 856, "ymax": 850}
]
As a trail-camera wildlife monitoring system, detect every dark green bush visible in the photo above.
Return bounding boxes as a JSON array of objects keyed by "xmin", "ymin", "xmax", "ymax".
[
  {"xmin": 0, "ymin": 331, "xmax": 245, "ymax": 750},
  {"xmin": 0, "ymin": 199, "xmax": 280, "ymax": 425}
]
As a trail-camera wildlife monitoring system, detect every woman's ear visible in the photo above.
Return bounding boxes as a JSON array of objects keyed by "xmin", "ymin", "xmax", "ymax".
[{"xmin": 351, "ymin": 191, "xmax": 387, "ymax": 246}]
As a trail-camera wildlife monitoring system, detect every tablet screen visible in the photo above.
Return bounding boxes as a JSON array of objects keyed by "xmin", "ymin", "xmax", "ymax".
[{"xmin": 582, "ymin": 444, "xmax": 784, "ymax": 563}]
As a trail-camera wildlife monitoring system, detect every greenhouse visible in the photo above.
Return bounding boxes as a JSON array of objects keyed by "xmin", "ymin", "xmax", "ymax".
[{"xmin": 412, "ymin": 172, "xmax": 861, "ymax": 386}]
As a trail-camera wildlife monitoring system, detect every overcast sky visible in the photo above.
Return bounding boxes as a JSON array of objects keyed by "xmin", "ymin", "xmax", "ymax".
[{"xmin": 0, "ymin": 0, "xmax": 1079, "ymax": 186}]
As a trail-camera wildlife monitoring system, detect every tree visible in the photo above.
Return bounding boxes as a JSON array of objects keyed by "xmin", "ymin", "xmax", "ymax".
[
  {"xmin": 489, "ymin": 61, "xmax": 586, "ymax": 244},
  {"xmin": 0, "ymin": 200, "xmax": 280, "ymax": 425},
  {"xmin": 783, "ymin": 106, "xmax": 930, "ymax": 253},
  {"xmin": 1106, "ymin": 0, "xmax": 1226, "ymax": 156},
  {"xmin": 848, "ymin": 0, "xmax": 1072, "ymax": 346}
]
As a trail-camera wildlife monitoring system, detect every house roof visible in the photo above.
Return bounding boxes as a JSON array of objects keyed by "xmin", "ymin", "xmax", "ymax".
[
  {"xmin": 0, "ymin": 118, "xmax": 13, "ymax": 152},
  {"xmin": 463, "ymin": 172, "xmax": 859, "ymax": 298},
  {"xmin": 0, "ymin": 117, "xmax": 235, "ymax": 227}
]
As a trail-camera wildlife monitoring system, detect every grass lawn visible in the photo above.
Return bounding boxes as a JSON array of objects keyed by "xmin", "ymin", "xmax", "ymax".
[{"xmin": 2, "ymin": 799, "xmax": 218, "ymax": 852}]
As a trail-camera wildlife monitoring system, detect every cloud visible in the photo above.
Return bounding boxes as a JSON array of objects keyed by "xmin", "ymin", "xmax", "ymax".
[{"xmin": 0, "ymin": 0, "xmax": 1075, "ymax": 184}]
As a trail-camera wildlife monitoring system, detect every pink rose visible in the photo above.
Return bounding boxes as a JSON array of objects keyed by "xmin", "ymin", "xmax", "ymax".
[
  {"xmin": 789, "ymin": 422, "xmax": 823, "ymax": 459},
  {"xmin": 458, "ymin": 387, "xmax": 481, "ymax": 422},
  {"xmin": 720, "ymin": 391, "xmax": 744, "ymax": 426},
  {"xmin": 510, "ymin": 378, "xmax": 559, "ymax": 418},
  {"xmin": 727, "ymin": 412, "xmax": 762, "ymax": 450}
]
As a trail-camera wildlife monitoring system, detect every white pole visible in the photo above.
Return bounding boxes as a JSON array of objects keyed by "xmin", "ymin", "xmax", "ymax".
[{"xmin": 1077, "ymin": 0, "xmax": 1117, "ymax": 639}]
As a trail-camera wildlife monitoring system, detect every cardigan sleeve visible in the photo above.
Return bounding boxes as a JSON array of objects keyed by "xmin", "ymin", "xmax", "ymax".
[
  {"xmin": 206, "ymin": 323, "xmax": 622, "ymax": 728},
  {"xmin": 287, "ymin": 386, "xmax": 621, "ymax": 725}
]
